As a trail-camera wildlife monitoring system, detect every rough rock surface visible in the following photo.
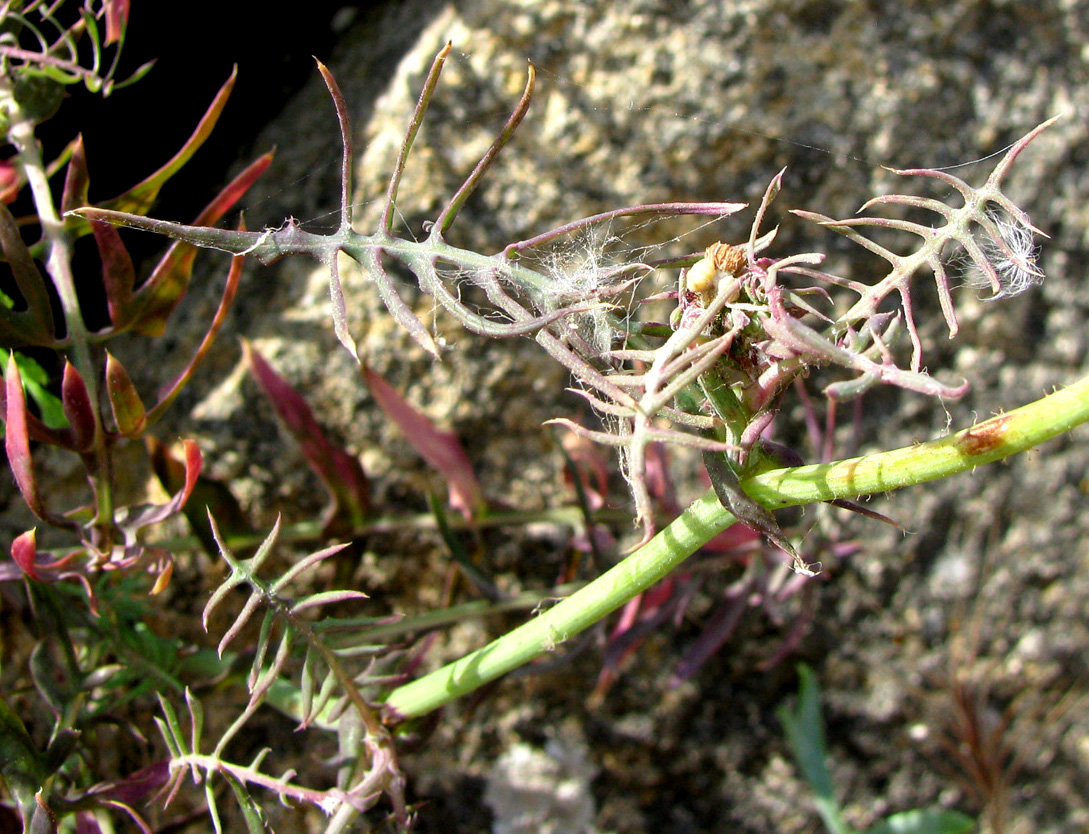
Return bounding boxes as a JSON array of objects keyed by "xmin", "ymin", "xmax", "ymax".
[{"xmin": 108, "ymin": 1, "xmax": 1089, "ymax": 831}]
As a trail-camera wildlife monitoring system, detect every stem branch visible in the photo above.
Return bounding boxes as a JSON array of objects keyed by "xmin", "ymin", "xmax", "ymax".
[{"xmin": 385, "ymin": 373, "xmax": 1089, "ymax": 718}]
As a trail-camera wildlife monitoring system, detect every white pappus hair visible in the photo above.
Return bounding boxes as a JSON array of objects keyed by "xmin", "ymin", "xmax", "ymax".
[{"xmin": 967, "ymin": 210, "xmax": 1045, "ymax": 300}]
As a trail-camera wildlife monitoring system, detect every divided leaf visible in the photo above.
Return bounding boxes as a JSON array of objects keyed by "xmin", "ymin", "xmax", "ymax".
[{"xmin": 0, "ymin": 203, "xmax": 55, "ymax": 348}]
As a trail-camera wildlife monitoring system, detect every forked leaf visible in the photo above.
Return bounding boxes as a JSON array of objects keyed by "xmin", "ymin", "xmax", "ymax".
[
  {"xmin": 153, "ymin": 694, "xmax": 186, "ymax": 758},
  {"xmin": 299, "ymin": 649, "xmax": 319, "ymax": 723},
  {"xmin": 362, "ymin": 362, "xmax": 484, "ymax": 520},
  {"xmin": 305, "ymin": 666, "xmax": 341, "ymax": 729},
  {"xmin": 243, "ymin": 341, "xmax": 370, "ymax": 534},
  {"xmin": 206, "ymin": 780, "xmax": 224, "ymax": 834},
  {"xmin": 270, "ymin": 541, "xmax": 351, "ymax": 592},
  {"xmin": 0, "ymin": 204, "xmax": 55, "ymax": 348},
  {"xmin": 250, "ymin": 611, "xmax": 278, "ymax": 691},
  {"xmin": 215, "ymin": 594, "xmax": 263, "ymax": 659},
  {"xmin": 203, "ymin": 514, "xmax": 282, "ymax": 637},
  {"xmin": 250, "ymin": 630, "xmax": 294, "ymax": 703}
]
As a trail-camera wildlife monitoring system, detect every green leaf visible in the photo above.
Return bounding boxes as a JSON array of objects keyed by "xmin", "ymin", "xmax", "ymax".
[
  {"xmin": 186, "ymin": 689, "xmax": 204, "ymax": 758},
  {"xmin": 105, "ymin": 351, "xmax": 146, "ymax": 435},
  {"xmin": 865, "ymin": 809, "xmax": 975, "ymax": 834},
  {"xmin": 13, "ymin": 69, "xmax": 65, "ymax": 124},
  {"xmin": 779, "ymin": 664, "xmax": 835, "ymax": 797},
  {"xmin": 0, "ymin": 203, "xmax": 55, "ymax": 348},
  {"xmin": 220, "ymin": 769, "xmax": 268, "ymax": 834},
  {"xmin": 778, "ymin": 664, "xmax": 853, "ymax": 834},
  {"xmin": 154, "ymin": 693, "xmax": 187, "ymax": 757},
  {"xmin": 0, "ymin": 695, "xmax": 47, "ymax": 812},
  {"xmin": 206, "ymin": 778, "xmax": 225, "ymax": 834},
  {"xmin": 16, "ymin": 354, "xmax": 66, "ymax": 430}
]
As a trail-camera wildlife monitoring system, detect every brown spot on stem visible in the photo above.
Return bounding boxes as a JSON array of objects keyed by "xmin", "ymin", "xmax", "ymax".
[{"xmin": 957, "ymin": 414, "xmax": 1012, "ymax": 456}]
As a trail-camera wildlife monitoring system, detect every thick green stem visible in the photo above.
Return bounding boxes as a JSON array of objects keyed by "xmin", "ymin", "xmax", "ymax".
[{"xmin": 384, "ymin": 373, "xmax": 1089, "ymax": 719}]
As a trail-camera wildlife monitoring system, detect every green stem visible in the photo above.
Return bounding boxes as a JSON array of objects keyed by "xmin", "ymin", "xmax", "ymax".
[
  {"xmin": 4, "ymin": 84, "xmax": 114, "ymax": 537},
  {"xmin": 384, "ymin": 373, "xmax": 1089, "ymax": 719}
]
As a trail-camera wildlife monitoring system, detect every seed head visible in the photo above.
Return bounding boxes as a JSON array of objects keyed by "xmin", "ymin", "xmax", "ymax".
[{"xmin": 970, "ymin": 211, "xmax": 1044, "ymax": 300}]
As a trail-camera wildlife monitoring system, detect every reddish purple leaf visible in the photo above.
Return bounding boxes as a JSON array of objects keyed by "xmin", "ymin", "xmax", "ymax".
[
  {"xmin": 104, "ymin": 0, "xmax": 130, "ymax": 45},
  {"xmin": 95, "ymin": 218, "xmax": 137, "ymax": 329},
  {"xmin": 362, "ymin": 363, "xmax": 484, "ymax": 521},
  {"xmin": 0, "ymin": 365, "xmax": 71, "ymax": 448},
  {"xmin": 593, "ymin": 580, "xmax": 684, "ymax": 701},
  {"xmin": 4, "ymin": 354, "xmax": 47, "ymax": 519},
  {"xmin": 0, "ymin": 545, "xmax": 80, "ymax": 585},
  {"xmin": 11, "ymin": 529, "xmax": 38, "ymax": 580},
  {"xmin": 61, "ymin": 361, "xmax": 96, "ymax": 451},
  {"xmin": 0, "ymin": 157, "xmax": 20, "ymax": 203},
  {"xmin": 669, "ymin": 586, "xmax": 749, "ymax": 684},
  {"xmin": 126, "ymin": 150, "xmax": 273, "ymax": 338},
  {"xmin": 100, "ymin": 69, "xmax": 240, "ymax": 219},
  {"xmin": 87, "ymin": 760, "xmax": 169, "ymax": 805},
  {"xmin": 560, "ymin": 428, "xmax": 610, "ymax": 511},
  {"xmin": 60, "ymin": 135, "xmax": 90, "ymax": 216},
  {"xmin": 73, "ymin": 811, "xmax": 102, "ymax": 834},
  {"xmin": 119, "ymin": 439, "xmax": 202, "ymax": 531},
  {"xmin": 145, "ymin": 241, "xmax": 246, "ymax": 426},
  {"xmin": 104, "ymin": 352, "xmax": 145, "ymax": 436},
  {"xmin": 244, "ymin": 341, "xmax": 370, "ymax": 533},
  {"xmin": 71, "ymin": 67, "xmax": 270, "ymax": 338},
  {"xmin": 147, "ymin": 435, "xmax": 251, "ymax": 555},
  {"xmin": 174, "ymin": 440, "xmax": 202, "ymax": 514}
]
